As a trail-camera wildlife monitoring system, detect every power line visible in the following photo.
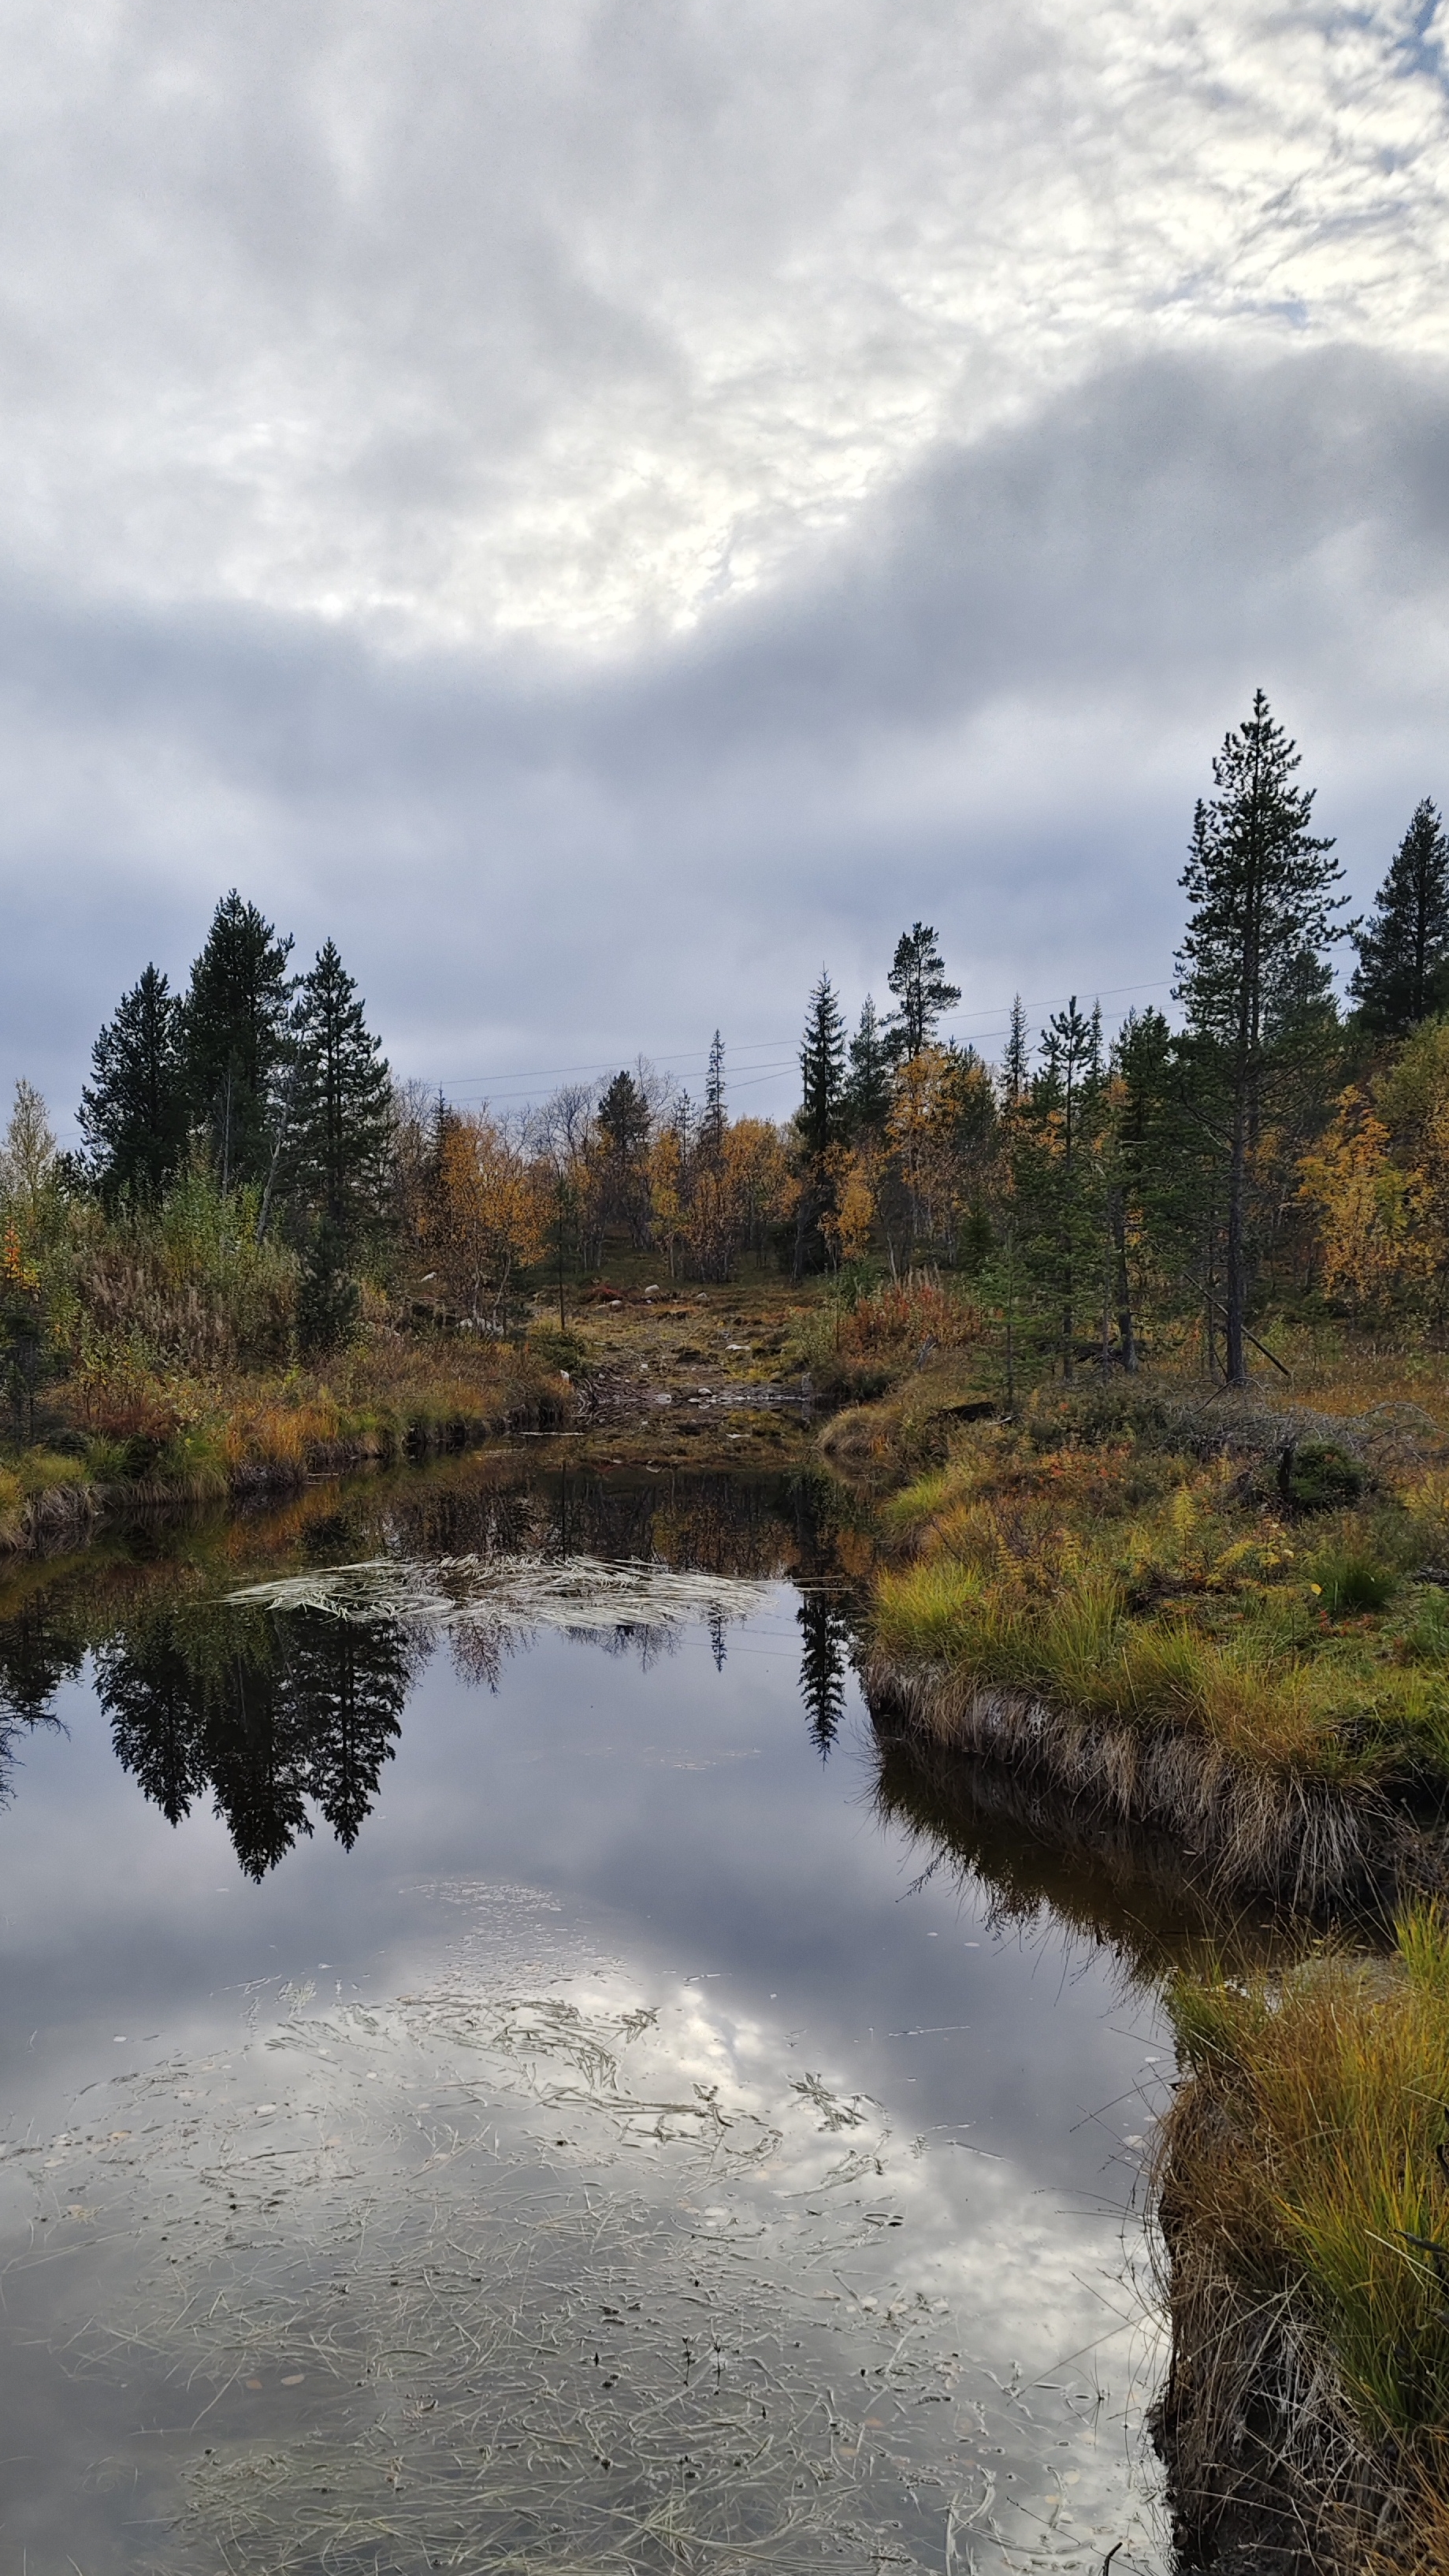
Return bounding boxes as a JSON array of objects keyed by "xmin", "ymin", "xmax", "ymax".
[{"xmin": 420, "ymin": 980, "xmax": 1174, "ymax": 1098}]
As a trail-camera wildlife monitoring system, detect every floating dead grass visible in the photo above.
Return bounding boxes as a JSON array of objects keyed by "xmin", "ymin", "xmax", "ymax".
[
  {"xmin": 225, "ymin": 1551, "xmax": 777, "ymax": 1659},
  {"xmin": 5, "ymin": 1898, "xmax": 1168, "ymax": 2576}
]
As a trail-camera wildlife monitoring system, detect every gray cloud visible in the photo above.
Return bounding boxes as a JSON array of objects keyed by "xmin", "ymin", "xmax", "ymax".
[
  {"xmin": 4, "ymin": 336, "xmax": 1449, "ymax": 1132},
  {"xmin": 1, "ymin": 1, "xmax": 1445, "ymax": 645}
]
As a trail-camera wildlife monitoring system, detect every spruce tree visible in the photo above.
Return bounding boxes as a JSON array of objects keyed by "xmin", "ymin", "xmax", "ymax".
[
  {"xmin": 297, "ymin": 1219, "xmax": 362, "ymax": 1353},
  {"xmin": 793, "ymin": 972, "xmax": 848, "ymax": 1279},
  {"xmin": 596, "ymin": 1070, "xmax": 653, "ymax": 1247},
  {"xmin": 1175, "ymin": 691, "xmax": 1342, "ymax": 1385},
  {"xmin": 597, "ymin": 1069, "xmax": 651, "ymax": 1159},
  {"xmin": 845, "ymin": 997, "xmax": 891, "ymax": 1131},
  {"xmin": 884, "ymin": 924, "xmax": 960, "ymax": 1063},
  {"xmin": 702, "ymin": 1032, "xmax": 726, "ymax": 1160},
  {"xmin": 1349, "ymin": 799, "xmax": 1449, "ymax": 1036},
  {"xmin": 184, "ymin": 892, "xmax": 295, "ymax": 1192},
  {"xmin": 78, "ymin": 964, "xmax": 188, "ymax": 1204},
  {"xmin": 1109, "ymin": 1007, "xmax": 1179, "ymax": 1371},
  {"xmin": 288, "ymin": 939, "xmax": 392, "ymax": 1239},
  {"xmin": 798, "ymin": 972, "xmax": 846, "ymax": 1158},
  {"xmin": 1038, "ymin": 994, "xmax": 1099, "ymax": 1374},
  {"xmin": 1001, "ymin": 995, "xmax": 1031, "ymax": 1102}
]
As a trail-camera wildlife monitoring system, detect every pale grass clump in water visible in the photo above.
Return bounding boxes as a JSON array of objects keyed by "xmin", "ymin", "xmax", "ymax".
[{"xmin": 1156, "ymin": 1909, "xmax": 1449, "ymax": 2569}]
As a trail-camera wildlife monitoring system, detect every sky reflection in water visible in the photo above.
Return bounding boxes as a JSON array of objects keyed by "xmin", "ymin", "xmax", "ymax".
[{"xmin": 0, "ymin": 1468, "xmax": 1170, "ymax": 2574}]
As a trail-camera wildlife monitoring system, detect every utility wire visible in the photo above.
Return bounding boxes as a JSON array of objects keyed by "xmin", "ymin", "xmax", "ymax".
[{"xmin": 426, "ymin": 979, "xmax": 1173, "ymax": 1098}]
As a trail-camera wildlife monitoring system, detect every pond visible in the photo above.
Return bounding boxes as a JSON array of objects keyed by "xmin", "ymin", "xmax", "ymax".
[{"xmin": 0, "ymin": 1462, "xmax": 1172, "ymax": 2574}]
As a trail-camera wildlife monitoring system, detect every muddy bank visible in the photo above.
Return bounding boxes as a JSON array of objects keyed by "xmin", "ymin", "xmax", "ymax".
[{"xmin": 864, "ymin": 1654, "xmax": 1449, "ymax": 1913}]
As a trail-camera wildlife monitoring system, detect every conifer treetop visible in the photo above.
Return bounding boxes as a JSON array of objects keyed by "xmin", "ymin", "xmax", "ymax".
[
  {"xmin": 1349, "ymin": 797, "xmax": 1449, "ymax": 1037},
  {"xmin": 1175, "ymin": 689, "xmax": 1343, "ymax": 1061}
]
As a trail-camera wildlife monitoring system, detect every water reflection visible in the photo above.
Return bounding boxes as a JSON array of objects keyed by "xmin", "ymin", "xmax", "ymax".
[
  {"xmin": 0, "ymin": 1461, "xmax": 871, "ymax": 1875},
  {"xmin": 0, "ymin": 1593, "xmax": 84, "ymax": 1727},
  {"xmin": 0, "ymin": 1457, "xmax": 1180, "ymax": 2574},
  {"xmin": 796, "ymin": 1589, "xmax": 852, "ymax": 1754},
  {"xmin": 98, "ymin": 1607, "xmax": 418, "ymax": 1878},
  {"xmin": 868, "ymin": 1704, "xmax": 1388, "ymax": 1983},
  {"xmin": 0, "ymin": 1594, "xmax": 76, "ymax": 1799}
]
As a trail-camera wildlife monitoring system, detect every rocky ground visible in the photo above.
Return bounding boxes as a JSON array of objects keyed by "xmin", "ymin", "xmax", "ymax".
[{"xmin": 528, "ymin": 1277, "xmax": 826, "ymax": 1470}]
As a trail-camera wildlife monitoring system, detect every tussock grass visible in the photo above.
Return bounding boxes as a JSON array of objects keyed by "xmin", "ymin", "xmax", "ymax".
[
  {"xmin": 1157, "ymin": 1911, "xmax": 1449, "ymax": 2567},
  {"xmin": 870, "ymin": 1388, "xmax": 1449, "ymax": 1793}
]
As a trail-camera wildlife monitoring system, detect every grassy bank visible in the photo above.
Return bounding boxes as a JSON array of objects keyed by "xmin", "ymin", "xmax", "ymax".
[
  {"xmin": 0, "ymin": 1328, "xmax": 570, "ymax": 1550},
  {"xmin": 1156, "ymin": 1913, "xmax": 1449, "ymax": 2573},
  {"xmin": 0, "ymin": 1255, "xmax": 882, "ymax": 1550},
  {"xmin": 837, "ymin": 1324, "xmax": 1449, "ymax": 2548},
  {"xmin": 859, "ymin": 1373, "xmax": 1449, "ymax": 1905}
]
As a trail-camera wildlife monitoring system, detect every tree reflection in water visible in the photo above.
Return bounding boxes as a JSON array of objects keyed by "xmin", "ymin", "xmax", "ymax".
[
  {"xmin": 98, "ymin": 1608, "xmax": 418, "ymax": 1879},
  {"xmin": 0, "ymin": 1597, "xmax": 79, "ymax": 1794},
  {"xmin": 796, "ymin": 1591, "xmax": 852, "ymax": 1755},
  {"xmin": 0, "ymin": 1461, "xmax": 878, "ymax": 1868}
]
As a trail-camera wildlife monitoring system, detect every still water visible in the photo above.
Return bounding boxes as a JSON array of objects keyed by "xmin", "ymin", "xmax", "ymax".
[{"xmin": 0, "ymin": 1464, "xmax": 1172, "ymax": 2574}]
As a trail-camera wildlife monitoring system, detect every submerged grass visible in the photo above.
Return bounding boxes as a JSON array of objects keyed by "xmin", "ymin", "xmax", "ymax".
[{"xmin": 8, "ymin": 1935, "xmax": 1156, "ymax": 2576}]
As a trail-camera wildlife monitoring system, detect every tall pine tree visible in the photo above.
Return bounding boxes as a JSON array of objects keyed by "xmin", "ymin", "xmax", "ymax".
[
  {"xmin": 1001, "ymin": 995, "xmax": 1031, "ymax": 1103},
  {"xmin": 596, "ymin": 1070, "xmax": 654, "ymax": 1247},
  {"xmin": 883, "ymin": 924, "xmax": 960, "ymax": 1063},
  {"xmin": 702, "ymin": 1032, "xmax": 726, "ymax": 1160},
  {"xmin": 1175, "ymin": 691, "xmax": 1342, "ymax": 1385},
  {"xmin": 78, "ymin": 964, "xmax": 188, "ymax": 1204},
  {"xmin": 794, "ymin": 972, "xmax": 848, "ymax": 1278},
  {"xmin": 1037, "ymin": 994, "xmax": 1099, "ymax": 1375},
  {"xmin": 798, "ymin": 972, "xmax": 846, "ymax": 1158},
  {"xmin": 184, "ymin": 892, "xmax": 295, "ymax": 1192},
  {"xmin": 1349, "ymin": 799, "xmax": 1449, "ymax": 1036}
]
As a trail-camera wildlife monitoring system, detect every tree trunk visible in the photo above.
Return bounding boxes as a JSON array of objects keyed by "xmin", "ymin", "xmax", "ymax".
[
  {"xmin": 1110, "ymin": 1185, "xmax": 1135, "ymax": 1372},
  {"xmin": 1224, "ymin": 1095, "xmax": 1249, "ymax": 1387}
]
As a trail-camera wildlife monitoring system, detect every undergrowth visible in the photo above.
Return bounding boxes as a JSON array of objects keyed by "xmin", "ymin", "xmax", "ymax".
[
  {"xmin": 0, "ymin": 1330, "xmax": 569, "ymax": 1543},
  {"xmin": 801, "ymin": 1271, "xmax": 983, "ymax": 1401}
]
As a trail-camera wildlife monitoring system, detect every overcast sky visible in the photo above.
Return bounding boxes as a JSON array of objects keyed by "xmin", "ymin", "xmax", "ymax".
[{"xmin": 3, "ymin": 0, "xmax": 1448, "ymax": 1135}]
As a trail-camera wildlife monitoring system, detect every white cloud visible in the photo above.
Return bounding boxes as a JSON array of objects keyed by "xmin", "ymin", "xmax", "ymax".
[
  {"xmin": 0, "ymin": 2, "xmax": 1446, "ymax": 646},
  {"xmin": 2, "ymin": 5, "xmax": 1448, "ymax": 1121}
]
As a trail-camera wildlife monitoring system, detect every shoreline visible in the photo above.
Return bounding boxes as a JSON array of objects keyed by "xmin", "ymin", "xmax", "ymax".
[
  {"xmin": 0, "ymin": 1277, "xmax": 838, "ymax": 1555},
  {"xmin": 863, "ymin": 1652, "xmax": 1449, "ymax": 1914}
]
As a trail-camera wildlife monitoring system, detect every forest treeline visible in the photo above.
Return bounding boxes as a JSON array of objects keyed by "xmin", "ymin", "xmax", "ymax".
[{"xmin": 3, "ymin": 688, "xmax": 1449, "ymax": 1438}]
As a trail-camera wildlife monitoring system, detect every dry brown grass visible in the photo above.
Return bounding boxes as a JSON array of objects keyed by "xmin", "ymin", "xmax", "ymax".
[{"xmin": 0, "ymin": 1329, "xmax": 570, "ymax": 1548}]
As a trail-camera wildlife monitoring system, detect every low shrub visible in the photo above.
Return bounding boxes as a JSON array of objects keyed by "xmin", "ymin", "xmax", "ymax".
[
  {"xmin": 804, "ymin": 1272, "xmax": 983, "ymax": 1398},
  {"xmin": 1280, "ymin": 1439, "xmax": 1366, "ymax": 1514}
]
